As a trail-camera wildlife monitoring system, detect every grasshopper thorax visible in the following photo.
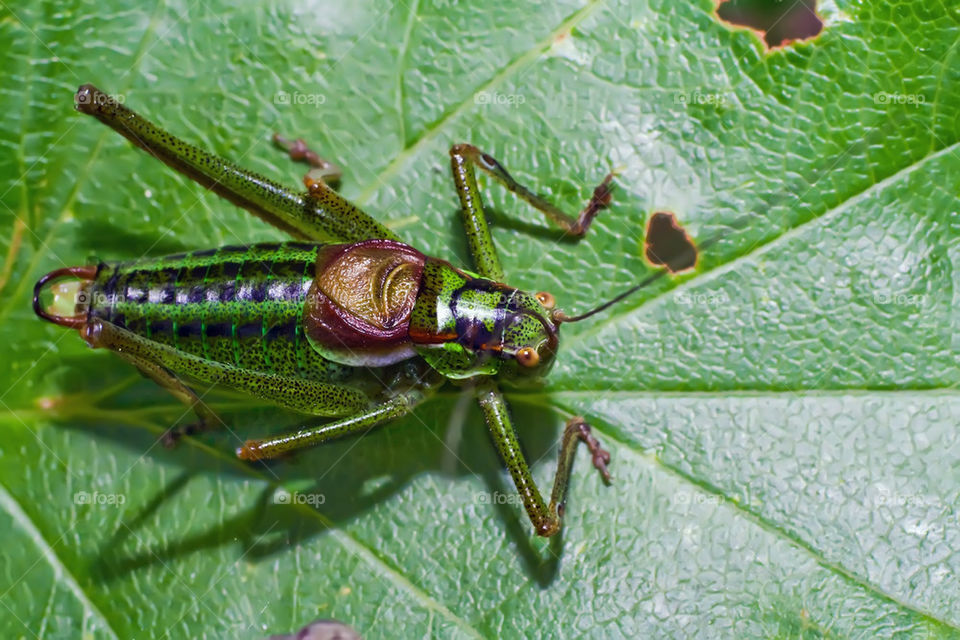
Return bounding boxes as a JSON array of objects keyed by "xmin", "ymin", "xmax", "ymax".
[{"xmin": 303, "ymin": 239, "xmax": 426, "ymax": 367}]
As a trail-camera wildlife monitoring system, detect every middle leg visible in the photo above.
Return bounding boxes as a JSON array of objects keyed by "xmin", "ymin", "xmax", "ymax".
[
  {"xmin": 236, "ymin": 387, "xmax": 426, "ymax": 461},
  {"xmin": 475, "ymin": 379, "xmax": 611, "ymax": 537}
]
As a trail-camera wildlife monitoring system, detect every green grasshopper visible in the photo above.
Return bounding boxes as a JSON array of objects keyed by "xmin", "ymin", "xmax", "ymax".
[{"xmin": 34, "ymin": 85, "xmax": 693, "ymax": 537}]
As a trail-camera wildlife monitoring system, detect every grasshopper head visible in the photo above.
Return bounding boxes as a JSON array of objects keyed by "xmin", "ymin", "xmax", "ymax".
[
  {"xmin": 496, "ymin": 290, "xmax": 560, "ymax": 380},
  {"xmin": 411, "ymin": 273, "xmax": 561, "ymax": 381}
]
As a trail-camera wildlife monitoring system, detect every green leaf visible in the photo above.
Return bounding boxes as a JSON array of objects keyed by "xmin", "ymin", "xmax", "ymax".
[{"xmin": 2, "ymin": 0, "xmax": 959, "ymax": 637}]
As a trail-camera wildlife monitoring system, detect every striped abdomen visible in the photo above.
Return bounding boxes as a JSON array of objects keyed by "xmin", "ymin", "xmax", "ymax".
[{"xmin": 87, "ymin": 242, "xmax": 350, "ymax": 381}]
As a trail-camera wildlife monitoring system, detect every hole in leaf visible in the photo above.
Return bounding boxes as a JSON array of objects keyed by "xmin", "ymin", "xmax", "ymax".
[
  {"xmin": 645, "ymin": 212, "xmax": 697, "ymax": 273},
  {"xmin": 716, "ymin": 0, "xmax": 823, "ymax": 49}
]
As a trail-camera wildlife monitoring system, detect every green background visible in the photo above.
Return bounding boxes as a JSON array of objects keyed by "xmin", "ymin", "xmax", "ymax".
[{"xmin": 1, "ymin": 0, "xmax": 959, "ymax": 638}]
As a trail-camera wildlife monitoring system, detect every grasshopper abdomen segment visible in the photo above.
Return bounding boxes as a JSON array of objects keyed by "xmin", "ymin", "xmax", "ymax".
[{"xmin": 84, "ymin": 242, "xmax": 349, "ymax": 382}]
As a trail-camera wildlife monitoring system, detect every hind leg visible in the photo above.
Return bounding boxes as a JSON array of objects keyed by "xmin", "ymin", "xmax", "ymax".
[{"xmin": 76, "ymin": 84, "xmax": 396, "ymax": 243}]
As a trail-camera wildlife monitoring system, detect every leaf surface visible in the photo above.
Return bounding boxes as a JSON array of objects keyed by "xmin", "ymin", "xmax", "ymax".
[{"xmin": 1, "ymin": 1, "xmax": 959, "ymax": 637}]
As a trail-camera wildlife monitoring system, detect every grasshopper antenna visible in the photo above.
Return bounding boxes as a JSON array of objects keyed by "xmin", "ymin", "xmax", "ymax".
[
  {"xmin": 552, "ymin": 217, "xmax": 747, "ymax": 324},
  {"xmin": 552, "ymin": 270, "xmax": 668, "ymax": 324}
]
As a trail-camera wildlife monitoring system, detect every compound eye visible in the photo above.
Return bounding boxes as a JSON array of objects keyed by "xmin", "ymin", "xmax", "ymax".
[
  {"xmin": 535, "ymin": 291, "xmax": 556, "ymax": 309},
  {"xmin": 516, "ymin": 346, "xmax": 540, "ymax": 367}
]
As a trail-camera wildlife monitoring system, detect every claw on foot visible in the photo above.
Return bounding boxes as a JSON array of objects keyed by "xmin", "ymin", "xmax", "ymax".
[
  {"xmin": 571, "ymin": 418, "xmax": 612, "ymax": 483},
  {"xmin": 591, "ymin": 173, "xmax": 616, "ymax": 208},
  {"xmin": 572, "ymin": 173, "xmax": 616, "ymax": 236}
]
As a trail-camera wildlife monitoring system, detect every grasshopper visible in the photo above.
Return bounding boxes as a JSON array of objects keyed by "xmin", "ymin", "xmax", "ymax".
[{"xmin": 34, "ymin": 85, "xmax": 693, "ymax": 537}]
